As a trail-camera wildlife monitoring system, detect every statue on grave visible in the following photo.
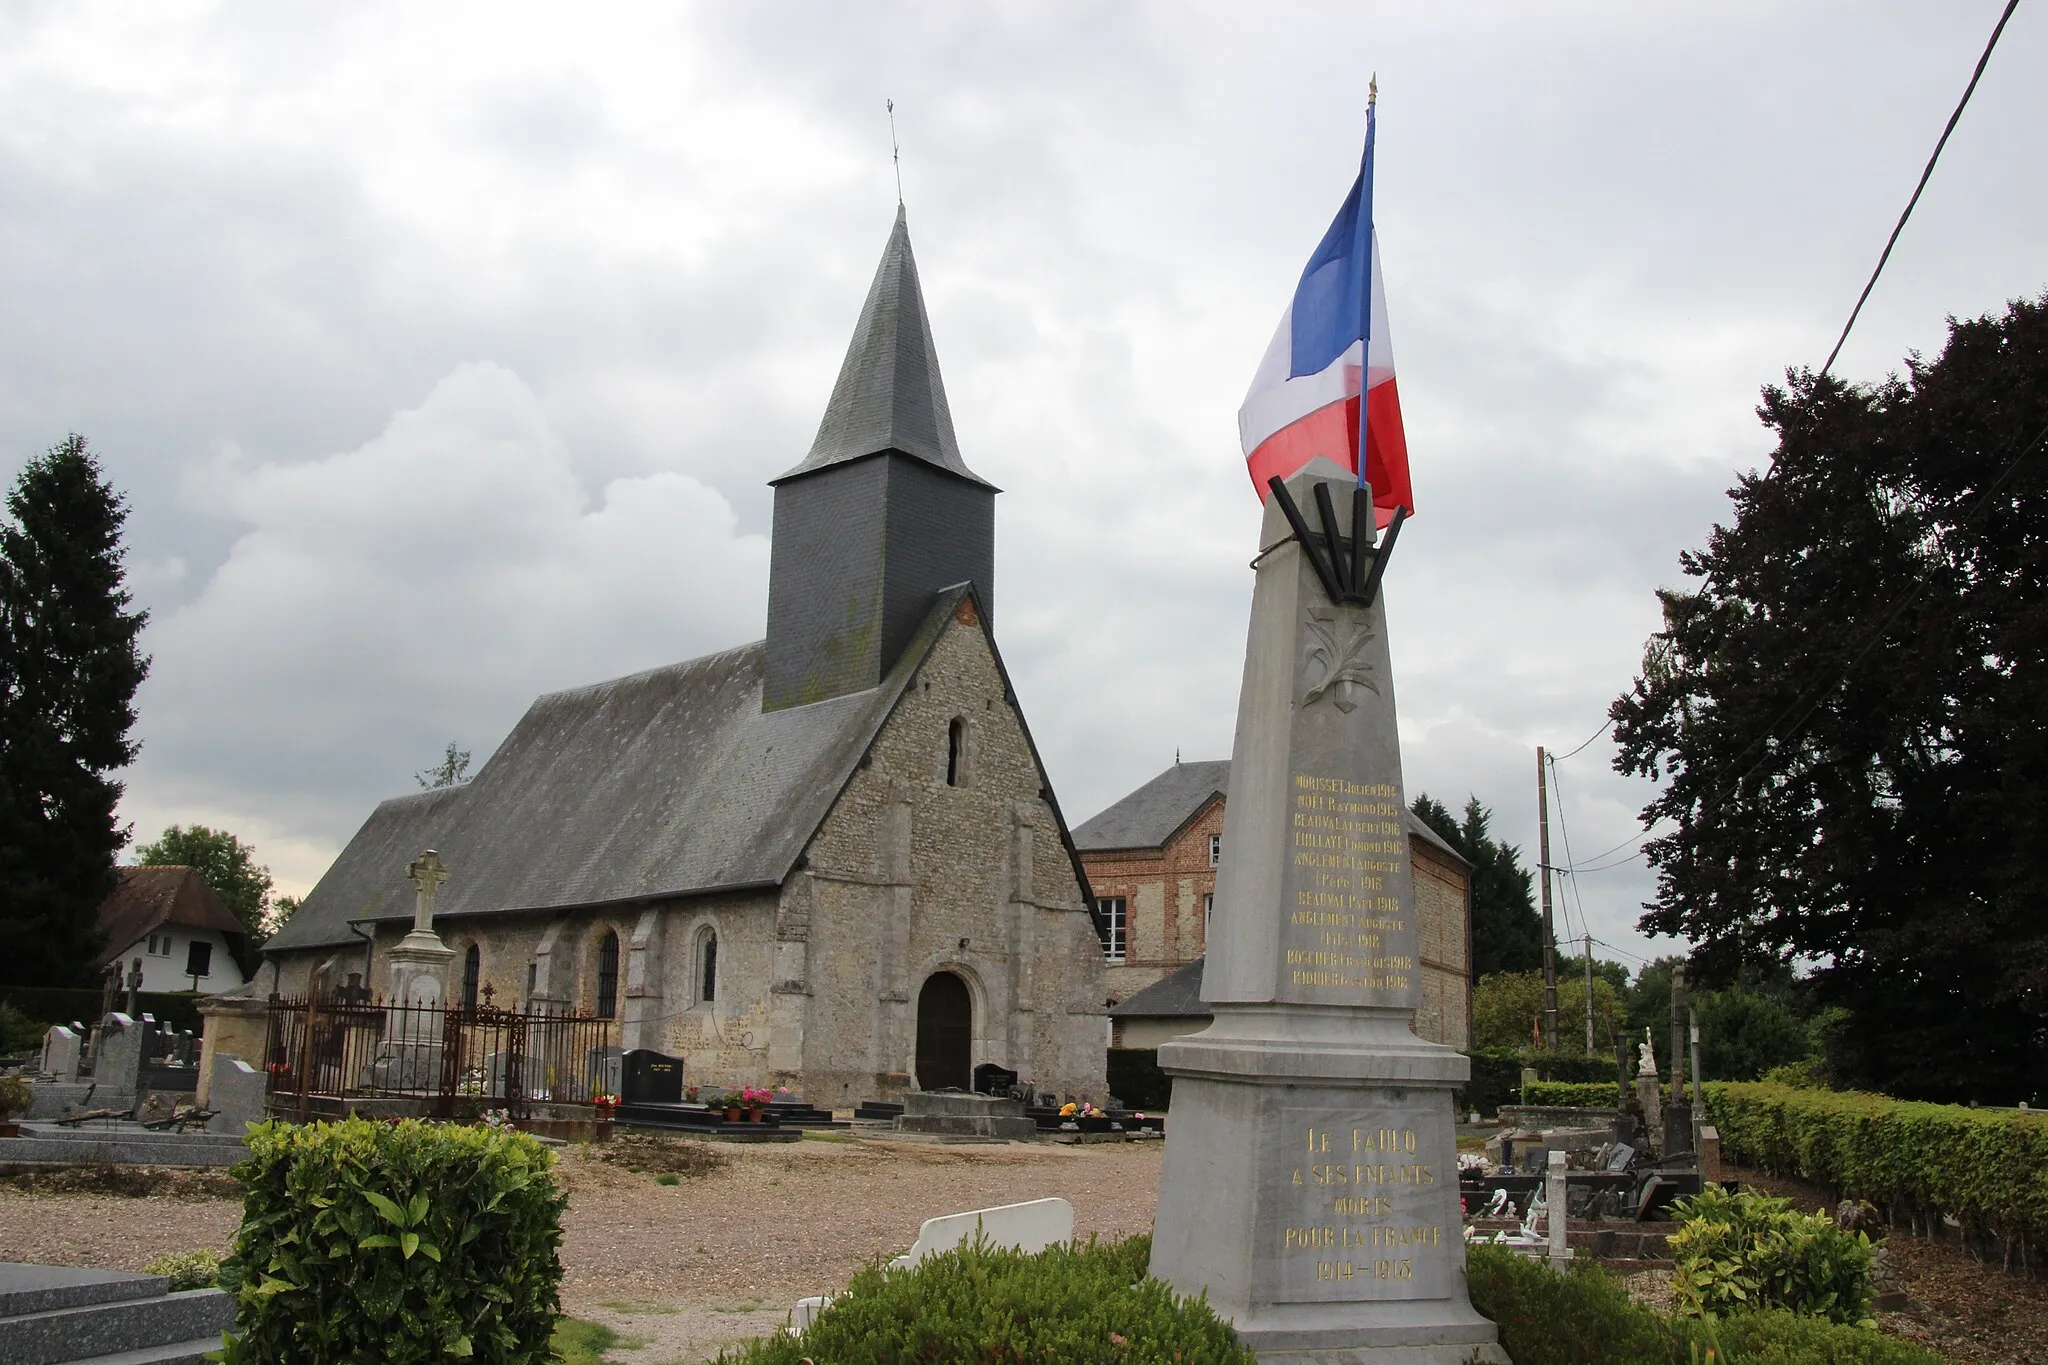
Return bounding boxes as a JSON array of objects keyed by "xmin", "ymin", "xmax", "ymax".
[
  {"xmin": 1637, "ymin": 1027, "xmax": 1658, "ymax": 1078},
  {"xmin": 407, "ymin": 850, "xmax": 450, "ymax": 934}
]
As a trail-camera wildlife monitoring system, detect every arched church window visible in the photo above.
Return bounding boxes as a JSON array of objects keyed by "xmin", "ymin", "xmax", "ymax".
[
  {"xmin": 699, "ymin": 929, "xmax": 718, "ymax": 1005},
  {"xmin": 596, "ymin": 931, "xmax": 620, "ymax": 1019},
  {"xmin": 461, "ymin": 943, "xmax": 481, "ymax": 1011}
]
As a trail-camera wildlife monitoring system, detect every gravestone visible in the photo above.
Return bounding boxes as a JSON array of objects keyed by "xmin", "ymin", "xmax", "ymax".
[
  {"xmin": 40, "ymin": 1026, "xmax": 81, "ymax": 1082},
  {"xmin": 1149, "ymin": 463, "xmax": 1506, "ymax": 1362},
  {"xmin": 973, "ymin": 1062, "xmax": 1018, "ymax": 1095},
  {"xmin": 622, "ymin": 1049, "xmax": 684, "ymax": 1106},
  {"xmin": 92, "ymin": 1013, "xmax": 151, "ymax": 1115},
  {"xmin": 385, "ymin": 850, "xmax": 457, "ymax": 1018},
  {"xmin": 207, "ymin": 1056, "xmax": 268, "ymax": 1133},
  {"xmin": 587, "ymin": 1046, "xmax": 623, "ymax": 1099}
]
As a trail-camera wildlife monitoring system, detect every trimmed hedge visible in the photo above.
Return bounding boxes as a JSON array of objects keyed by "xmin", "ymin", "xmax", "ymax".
[
  {"xmin": 219, "ymin": 1117, "xmax": 567, "ymax": 1363},
  {"xmin": 1106, "ymin": 1048, "xmax": 1172, "ymax": 1111},
  {"xmin": 720, "ymin": 1233, "xmax": 1252, "ymax": 1364},
  {"xmin": 1461, "ymin": 1047, "xmax": 1626, "ymax": 1117},
  {"xmin": 1, "ymin": 986, "xmax": 205, "ymax": 1034},
  {"xmin": 1466, "ymin": 1243, "xmax": 1943, "ymax": 1364},
  {"xmin": 1705, "ymin": 1081, "xmax": 2048, "ymax": 1264},
  {"xmin": 1523, "ymin": 1081, "xmax": 1621, "ymax": 1109}
]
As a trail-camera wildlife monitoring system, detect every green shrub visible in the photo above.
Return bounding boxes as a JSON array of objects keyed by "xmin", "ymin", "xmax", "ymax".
[
  {"xmin": 1466, "ymin": 1244, "xmax": 1942, "ymax": 1364},
  {"xmin": 1669, "ymin": 1188, "xmax": 1873, "ymax": 1325},
  {"xmin": 1705, "ymin": 1081, "xmax": 2048, "ymax": 1264},
  {"xmin": 142, "ymin": 1249, "xmax": 220, "ymax": 1291},
  {"xmin": 219, "ymin": 1117, "xmax": 566, "ymax": 1364},
  {"xmin": 0, "ymin": 1074, "xmax": 32, "ymax": 1120},
  {"xmin": 1461, "ymin": 1047, "xmax": 1623, "ymax": 1117},
  {"xmin": 718, "ymin": 1233, "xmax": 1253, "ymax": 1365},
  {"xmin": 1669, "ymin": 1311, "xmax": 1945, "ymax": 1364},
  {"xmin": 1523, "ymin": 1081, "xmax": 1620, "ymax": 1109},
  {"xmin": 1466, "ymin": 1241, "xmax": 1671, "ymax": 1365},
  {"xmin": 1758, "ymin": 1061, "xmax": 1830, "ymax": 1090}
]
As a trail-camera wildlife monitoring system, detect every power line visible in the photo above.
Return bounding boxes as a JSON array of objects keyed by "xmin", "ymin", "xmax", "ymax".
[
  {"xmin": 1548, "ymin": 718, "xmax": 1612, "ymax": 764},
  {"xmin": 1820, "ymin": 0, "xmax": 2021, "ymax": 377}
]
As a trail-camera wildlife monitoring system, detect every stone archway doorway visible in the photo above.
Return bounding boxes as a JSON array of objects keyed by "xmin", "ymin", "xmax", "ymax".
[{"xmin": 915, "ymin": 971, "xmax": 973, "ymax": 1091}]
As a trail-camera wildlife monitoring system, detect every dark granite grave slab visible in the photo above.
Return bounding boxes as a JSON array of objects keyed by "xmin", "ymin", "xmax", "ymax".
[
  {"xmin": 621, "ymin": 1050, "xmax": 683, "ymax": 1106},
  {"xmin": 0, "ymin": 1264, "xmax": 164, "ymax": 1319}
]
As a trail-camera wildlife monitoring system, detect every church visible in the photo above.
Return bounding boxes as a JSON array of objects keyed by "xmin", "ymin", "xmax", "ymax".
[{"xmin": 263, "ymin": 208, "xmax": 1112, "ymax": 1107}]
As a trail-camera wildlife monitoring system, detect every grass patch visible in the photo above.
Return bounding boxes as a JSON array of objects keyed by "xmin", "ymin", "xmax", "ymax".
[
  {"xmin": 551, "ymin": 1317, "xmax": 648, "ymax": 1363},
  {"xmin": 799, "ymin": 1129, "xmax": 857, "ymax": 1143},
  {"xmin": 598, "ymin": 1300, "xmax": 680, "ymax": 1316},
  {"xmin": 593, "ymin": 1131, "xmax": 733, "ymax": 1178},
  {"xmin": 0, "ymin": 1164, "xmax": 242, "ymax": 1198},
  {"xmin": 655, "ymin": 1172, "xmax": 680, "ymax": 1186}
]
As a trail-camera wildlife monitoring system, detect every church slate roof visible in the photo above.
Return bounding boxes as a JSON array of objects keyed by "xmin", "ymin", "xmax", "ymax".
[
  {"xmin": 773, "ymin": 206, "xmax": 995, "ymax": 490},
  {"xmin": 267, "ymin": 589, "xmax": 973, "ymax": 954},
  {"xmin": 1071, "ymin": 758, "xmax": 1466, "ymax": 865}
]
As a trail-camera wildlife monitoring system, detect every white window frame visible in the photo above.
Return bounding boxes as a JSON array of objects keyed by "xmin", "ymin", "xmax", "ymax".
[
  {"xmin": 1208, "ymin": 833, "xmax": 1222, "ymax": 867},
  {"xmin": 1097, "ymin": 896, "xmax": 1127, "ymax": 965}
]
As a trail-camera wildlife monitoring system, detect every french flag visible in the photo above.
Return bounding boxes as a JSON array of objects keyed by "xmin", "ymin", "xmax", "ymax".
[{"xmin": 1237, "ymin": 103, "xmax": 1411, "ymax": 527}]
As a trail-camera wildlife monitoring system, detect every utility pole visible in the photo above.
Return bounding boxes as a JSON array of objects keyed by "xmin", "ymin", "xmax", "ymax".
[
  {"xmin": 1583, "ymin": 932, "xmax": 1595, "ymax": 1055},
  {"xmin": 1537, "ymin": 747, "xmax": 1558, "ymax": 1052}
]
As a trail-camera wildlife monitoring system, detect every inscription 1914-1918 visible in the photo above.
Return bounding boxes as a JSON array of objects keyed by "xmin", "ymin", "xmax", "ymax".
[
  {"xmin": 1282, "ymin": 774, "xmax": 1416, "ymax": 1001},
  {"xmin": 1267, "ymin": 1108, "xmax": 1458, "ymax": 1303}
]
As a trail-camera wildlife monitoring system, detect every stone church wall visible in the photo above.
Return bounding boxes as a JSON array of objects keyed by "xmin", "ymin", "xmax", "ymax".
[
  {"xmin": 795, "ymin": 605, "xmax": 1108, "ymax": 1106},
  {"xmin": 1412, "ymin": 839, "xmax": 1471, "ymax": 1050}
]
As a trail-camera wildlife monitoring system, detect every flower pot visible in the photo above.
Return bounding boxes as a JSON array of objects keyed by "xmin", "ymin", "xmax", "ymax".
[
  {"xmin": 0, "ymin": 1122, "xmax": 19, "ymax": 1137},
  {"xmin": 725, "ymin": 1106, "xmax": 742, "ymax": 1122},
  {"xmin": 748, "ymin": 1105, "xmax": 764, "ymax": 1122}
]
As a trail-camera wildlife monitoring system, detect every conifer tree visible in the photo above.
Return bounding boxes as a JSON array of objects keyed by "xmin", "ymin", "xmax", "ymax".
[{"xmin": 0, "ymin": 436, "xmax": 150, "ymax": 986}]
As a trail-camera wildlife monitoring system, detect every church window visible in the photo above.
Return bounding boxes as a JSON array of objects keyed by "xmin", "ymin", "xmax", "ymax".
[
  {"xmin": 1209, "ymin": 833, "xmax": 1222, "ymax": 867},
  {"xmin": 698, "ymin": 929, "xmax": 719, "ymax": 1005},
  {"xmin": 524, "ymin": 961, "xmax": 537, "ymax": 1010},
  {"xmin": 946, "ymin": 717, "xmax": 969, "ymax": 787},
  {"xmin": 1096, "ymin": 897, "xmax": 1127, "ymax": 964},
  {"xmin": 1204, "ymin": 892, "xmax": 1214, "ymax": 927},
  {"xmin": 461, "ymin": 944, "xmax": 481, "ymax": 1010},
  {"xmin": 596, "ymin": 931, "xmax": 620, "ymax": 1019}
]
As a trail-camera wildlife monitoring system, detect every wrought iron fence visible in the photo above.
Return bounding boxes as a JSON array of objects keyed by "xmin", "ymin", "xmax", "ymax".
[{"xmin": 262, "ymin": 987, "xmax": 619, "ymax": 1121}]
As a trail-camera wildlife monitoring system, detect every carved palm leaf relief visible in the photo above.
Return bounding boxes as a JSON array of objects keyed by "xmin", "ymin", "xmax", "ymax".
[{"xmin": 1301, "ymin": 606, "xmax": 1380, "ymax": 713}]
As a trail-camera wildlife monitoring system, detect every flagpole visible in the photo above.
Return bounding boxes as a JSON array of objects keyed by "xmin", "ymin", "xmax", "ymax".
[{"xmin": 1356, "ymin": 75, "xmax": 1377, "ymax": 492}]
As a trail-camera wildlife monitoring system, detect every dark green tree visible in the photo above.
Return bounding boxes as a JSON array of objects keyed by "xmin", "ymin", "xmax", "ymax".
[
  {"xmin": 0, "ymin": 436, "xmax": 149, "ymax": 987},
  {"xmin": 134, "ymin": 824, "xmax": 273, "ymax": 941},
  {"xmin": 1411, "ymin": 793, "xmax": 1545, "ymax": 980},
  {"xmin": 1611, "ymin": 295, "xmax": 2048, "ymax": 1102}
]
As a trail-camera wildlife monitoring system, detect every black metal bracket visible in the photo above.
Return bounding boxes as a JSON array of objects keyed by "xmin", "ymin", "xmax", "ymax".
[{"xmin": 1265, "ymin": 475, "xmax": 1407, "ymax": 609}]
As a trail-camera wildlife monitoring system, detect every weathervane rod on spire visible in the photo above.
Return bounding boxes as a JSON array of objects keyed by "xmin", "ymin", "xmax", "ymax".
[{"xmin": 886, "ymin": 98, "xmax": 904, "ymax": 207}]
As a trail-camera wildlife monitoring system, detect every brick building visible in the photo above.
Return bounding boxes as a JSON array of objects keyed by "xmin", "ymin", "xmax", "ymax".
[
  {"xmin": 1075, "ymin": 759, "xmax": 1473, "ymax": 1049},
  {"xmin": 261, "ymin": 209, "xmax": 1110, "ymax": 1106}
]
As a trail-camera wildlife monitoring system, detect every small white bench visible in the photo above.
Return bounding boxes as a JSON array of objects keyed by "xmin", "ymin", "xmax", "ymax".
[{"xmin": 791, "ymin": 1197, "xmax": 1075, "ymax": 1330}]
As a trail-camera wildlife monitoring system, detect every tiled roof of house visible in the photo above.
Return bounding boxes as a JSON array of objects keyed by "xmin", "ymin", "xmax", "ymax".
[
  {"xmin": 94, "ymin": 866, "xmax": 245, "ymax": 967},
  {"xmin": 1108, "ymin": 957, "xmax": 1209, "ymax": 1019},
  {"xmin": 1072, "ymin": 759, "xmax": 1466, "ymax": 865}
]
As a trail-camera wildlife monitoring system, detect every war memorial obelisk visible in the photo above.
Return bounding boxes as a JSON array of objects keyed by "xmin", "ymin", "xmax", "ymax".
[{"xmin": 1150, "ymin": 459, "xmax": 1506, "ymax": 1363}]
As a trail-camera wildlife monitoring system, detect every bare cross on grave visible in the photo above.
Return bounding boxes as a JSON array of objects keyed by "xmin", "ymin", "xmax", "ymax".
[{"xmin": 407, "ymin": 850, "xmax": 450, "ymax": 933}]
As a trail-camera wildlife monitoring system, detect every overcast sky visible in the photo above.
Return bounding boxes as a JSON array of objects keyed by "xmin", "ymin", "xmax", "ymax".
[{"xmin": 4, "ymin": 2, "xmax": 2041, "ymax": 971}]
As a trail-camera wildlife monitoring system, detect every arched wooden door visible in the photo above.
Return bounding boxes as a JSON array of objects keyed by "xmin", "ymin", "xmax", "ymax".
[{"xmin": 915, "ymin": 972, "xmax": 973, "ymax": 1091}]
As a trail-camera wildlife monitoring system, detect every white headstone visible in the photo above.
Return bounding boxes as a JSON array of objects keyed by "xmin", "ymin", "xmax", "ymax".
[{"xmin": 40, "ymin": 1025, "xmax": 81, "ymax": 1082}]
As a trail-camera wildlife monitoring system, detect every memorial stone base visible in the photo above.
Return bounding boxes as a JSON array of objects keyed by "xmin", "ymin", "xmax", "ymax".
[
  {"xmin": 895, "ymin": 1092, "xmax": 1038, "ymax": 1140},
  {"xmin": 1154, "ymin": 1007, "xmax": 1506, "ymax": 1363}
]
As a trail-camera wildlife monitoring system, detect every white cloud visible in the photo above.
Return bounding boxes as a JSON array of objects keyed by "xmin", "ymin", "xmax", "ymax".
[{"xmin": 123, "ymin": 363, "xmax": 767, "ymax": 891}]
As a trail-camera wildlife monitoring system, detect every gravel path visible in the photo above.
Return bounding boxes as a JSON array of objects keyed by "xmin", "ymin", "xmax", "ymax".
[{"xmin": 0, "ymin": 1133, "xmax": 1167, "ymax": 1364}]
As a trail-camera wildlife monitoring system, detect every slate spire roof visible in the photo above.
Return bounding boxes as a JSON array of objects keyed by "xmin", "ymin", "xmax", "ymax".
[{"xmin": 774, "ymin": 205, "xmax": 994, "ymax": 489}]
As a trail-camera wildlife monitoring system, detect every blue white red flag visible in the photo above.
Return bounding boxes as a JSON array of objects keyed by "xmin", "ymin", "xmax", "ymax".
[{"xmin": 1237, "ymin": 106, "xmax": 1411, "ymax": 526}]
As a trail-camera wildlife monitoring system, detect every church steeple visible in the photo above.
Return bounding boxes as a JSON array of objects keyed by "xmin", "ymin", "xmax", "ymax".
[
  {"xmin": 773, "ymin": 205, "xmax": 993, "ymax": 489},
  {"xmin": 762, "ymin": 209, "xmax": 998, "ymax": 711}
]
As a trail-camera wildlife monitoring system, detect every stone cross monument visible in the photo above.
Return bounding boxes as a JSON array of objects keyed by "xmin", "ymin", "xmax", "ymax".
[
  {"xmin": 384, "ymin": 849, "xmax": 456, "ymax": 1017},
  {"xmin": 1149, "ymin": 461, "xmax": 1506, "ymax": 1362}
]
